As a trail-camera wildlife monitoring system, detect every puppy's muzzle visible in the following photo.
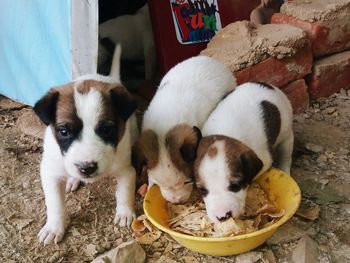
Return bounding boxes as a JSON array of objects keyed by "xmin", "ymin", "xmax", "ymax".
[
  {"xmin": 75, "ymin": 162, "xmax": 98, "ymax": 177},
  {"xmin": 217, "ymin": 211, "xmax": 232, "ymax": 222}
]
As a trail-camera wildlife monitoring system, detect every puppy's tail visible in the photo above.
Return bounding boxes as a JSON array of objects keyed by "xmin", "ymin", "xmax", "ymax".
[{"xmin": 110, "ymin": 43, "xmax": 122, "ymax": 80}]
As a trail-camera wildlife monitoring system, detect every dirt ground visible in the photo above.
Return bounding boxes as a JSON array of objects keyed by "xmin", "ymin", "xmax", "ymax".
[{"xmin": 0, "ymin": 89, "xmax": 349, "ymax": 263}]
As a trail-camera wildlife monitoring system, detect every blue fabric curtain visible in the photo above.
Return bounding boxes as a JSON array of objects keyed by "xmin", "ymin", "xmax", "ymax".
[{"xmin": 0, "ymin": 0, "xmax": 71, "ymax": 106}]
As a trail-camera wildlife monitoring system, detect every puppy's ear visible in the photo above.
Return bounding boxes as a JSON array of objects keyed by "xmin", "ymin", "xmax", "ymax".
[
  {"xmin": 132, "ymin": 130, "xmax": 159, "ymax": 176},
  {"xmin": 180, "ymin": 126, "xmax": 202, "ymax": 163},
  {"xmin": 240, "ymin": 150, "xmax": 263, "ymax": 183},
  {"xmin": 110, "ymin": 86, "xmax": 137, "ymax": 121},
  {"xmin": 33, "ymin": 89, "xmax": 59, "ymax": 125}
]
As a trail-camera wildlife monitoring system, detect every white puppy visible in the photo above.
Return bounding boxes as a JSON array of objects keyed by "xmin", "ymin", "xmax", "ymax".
[
  {"xmin": 99, "ymin": 4, "xmax": 156, "ymax": 80},
  {"xmin": 132, "ymin": 56, "xmax": 237, "ymax": 204},
  {"xmin": 33, "ymin": 46, "xmax": 138, "ymax": 245},
  {"xmin": 194, "ymin": 82, "xmax": 294, "ymax": 223}
]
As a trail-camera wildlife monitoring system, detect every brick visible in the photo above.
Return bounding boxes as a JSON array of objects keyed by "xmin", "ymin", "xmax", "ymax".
[
  {"xmin": 272, "ymin": 1, "xmax": 350, "ymax": 57},
  {"xmin": 234, "ymin": 44, "xmax": 313, "ymax": 87},
  {"xmin": 281, "ymin": 79, "xmax": 309, "ymax": 114},
  {"xmin": 201, "ymin": 21, "xmax": 309, "ymax": 73},
  {"xmin": 307, "ymin": 50, "xmax": 350, "ymax": 99}
]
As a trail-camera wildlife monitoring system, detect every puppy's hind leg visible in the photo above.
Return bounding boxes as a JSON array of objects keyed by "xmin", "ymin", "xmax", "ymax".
[
  {"xmin": 114, "ymin": 166, "xmax": 136, "ymax": 227},
  {"xmin": 275, "ymin": 131, "xmax": 294, "ymax": 175}
]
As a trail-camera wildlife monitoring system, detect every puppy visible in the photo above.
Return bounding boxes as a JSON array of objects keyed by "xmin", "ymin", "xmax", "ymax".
[
  {"xmin": 132, "ymin": 56, "xmax": 237, "ymax": 204},
  {"xmin": 98, "ymin": 4, "xmax": 156, "ymax": 80},
  {"xmin": 33, "ymin": 46, "xmax": 138, "ymax": 245},
  {"xmin": 194, "ymin": 82, "xmax": 294, "ymax": 223}
]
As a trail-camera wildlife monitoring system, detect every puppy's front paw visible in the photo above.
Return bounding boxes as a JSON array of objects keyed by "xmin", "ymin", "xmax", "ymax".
[
  {"xmin": 65, "ymin": 177, "xmax": 81, "ymax": 193},
  {"xmin": 38, "ymin": 222, "xmax": 66, "ymax": 245},
  {"xmin": 114, "ymin": 206, "xmax": 136, "ymax": 227}
]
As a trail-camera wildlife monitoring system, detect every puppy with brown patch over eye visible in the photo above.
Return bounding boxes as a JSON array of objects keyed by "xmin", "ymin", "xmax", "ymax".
[
  {"xmin": 132, "ymin": 56, "xmax": 237, "ymax": 204},
  {"xmin": 33, "ymin": 46, "xmax": 138, "ymax": 245},
  {"xmin": 194, "ymin": 82, "xmax": 294, "ymax": 223}
]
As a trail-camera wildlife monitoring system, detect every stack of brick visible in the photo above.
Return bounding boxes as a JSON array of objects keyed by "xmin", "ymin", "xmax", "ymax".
[
  {"xmin": 201, "ymin": 21, "xmax": 312, "ymax": 113},
  {"xmin": 272, "ymin": 0, "xmax": 350, "ymax": 99}
]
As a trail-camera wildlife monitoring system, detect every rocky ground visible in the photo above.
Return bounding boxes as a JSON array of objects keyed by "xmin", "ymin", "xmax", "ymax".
[{"xmin": 0, "ymin": 89, "xmax": 349, "ymax": 263}]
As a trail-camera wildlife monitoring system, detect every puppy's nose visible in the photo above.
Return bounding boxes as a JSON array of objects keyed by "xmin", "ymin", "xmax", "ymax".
[
  {"xmin": 217, "ymin": 211, "xmax": 232, "ymax": 222},
  {"xmin": 75, "ymin": 162, "xmax": 98, "ymax": 176}
]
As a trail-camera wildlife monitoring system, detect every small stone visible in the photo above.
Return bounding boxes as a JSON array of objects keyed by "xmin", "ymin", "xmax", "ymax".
[
  {"xmin": 235, "ymin": 251, "xmax": 265, "ymax": 263},
  {"xmin": 267, "ymin": 221, "xmax": 304, "ymax": 245},
  {"xmin": 316, "ymin": 154, "xmax": 328, "ymax": 163},
  {"xmin": 344, "ymin": 204, "xmax": 350, "ymax": 214},
  {"xmin": 305, "ymin": 143, "xmax": 324, "ymax": 153},
  {"xmin": 296, "ymin": 205, "xmax": 320, "ymax": 221},
  {"xmin": 325, "ymin": 107, "xmax": 336, "ymax": 114},
  {"xmin": 92, "ymin": 240, "xmax": 146, "ymax": 263},
  {"xmin": 291, "ymin": 235, "xmax": 319, "ymax": 263},
  {"xmin": 319, "ymin": 179, "xmax": 330, "ymax": 188}
]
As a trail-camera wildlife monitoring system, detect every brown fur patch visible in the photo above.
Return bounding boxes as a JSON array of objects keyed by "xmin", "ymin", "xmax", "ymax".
[
  {"xmin": 51, "ymin": 79, "xmax": 135, "ymax": 149},
  {"xmin": 53, "ymin": 83, "xmax": 77, "ymax": 126},
  {"xmin": 76, "ymin": 79, "xmax": 113, "ymax": 94},
  {"xmin": 207, "ymin": 145, "xmax": 218, "ymax": 158},
  {"xmin": 165, "ymin": 124, "xmax": 201, "ymax": 178},
  {"xmin": 194, "ymin": 135, "xmax": 262, "ymax": 188},
  {"xmin": 132, "ymin": 130, "xmax": 159, "ymax": 175},
  {"xmin": 260, "ymin": 100, "xmax": 281, "ymax": 154}
]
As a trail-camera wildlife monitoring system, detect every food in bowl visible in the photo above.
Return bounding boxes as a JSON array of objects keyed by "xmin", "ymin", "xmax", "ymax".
[
  {"xmin": 143, "ymin": 169, "xmax": 301, "ymax": 256},
  {"xmin": 168, "ymin": 182, "xmax": 285, "ymax": 237}
]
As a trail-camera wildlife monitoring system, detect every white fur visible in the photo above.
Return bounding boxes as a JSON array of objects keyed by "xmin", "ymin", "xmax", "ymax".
[
  {"xmin": 199, "ymin": 140, "xmax": 248, "ymax": 222},
  {"xmin": 37, "ymin": 69, "xmax": 137, "ymax": 244},
  {"xmin": 199, "ymin": 82, "xmax": 293, "ymax": 222},
  {"xmin": 99, "ymin": 4, "xmax": 156, "ymax": 80},
  {"xmin": 142, "ymin": 56, "xmax": 236, "ymax": 203}
]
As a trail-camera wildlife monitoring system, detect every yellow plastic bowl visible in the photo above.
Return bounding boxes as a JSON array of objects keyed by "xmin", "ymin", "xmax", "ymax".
[{"xmin": 143, "ymin": 168, "xmax": 301, "ymax": 256}]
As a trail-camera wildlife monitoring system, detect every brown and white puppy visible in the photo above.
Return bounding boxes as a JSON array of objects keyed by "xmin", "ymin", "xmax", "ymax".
[
  {"xmin": 33, "ymin": 46, "xmax": 138, "ymax": 245},
  {"xmin": 194, "ymin": 82, "xmax": 294, "ymax": 223},
  {"xmin": 132, "ymin": 56, "xmax": 237, "ymax": 204}
]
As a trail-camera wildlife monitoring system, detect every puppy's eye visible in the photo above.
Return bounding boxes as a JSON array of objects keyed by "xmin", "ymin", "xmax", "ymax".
[
  {"xmin": 196, "ymin": 186, "xmax": 208, "ymax": 197},
  {"xmin": 228, "ymin": 183, "xmax": 242, "ymax": 193},
  {"xmin": 184, "ymin": 180, "xmax": 193, "ymax": 185},
  {"xmin": 57, "ymin": 127, "xmax": 71, "ymax": 138},
  {"xmin": 97, "ymin": 122, "xmax": 115, "ymax": 137}
]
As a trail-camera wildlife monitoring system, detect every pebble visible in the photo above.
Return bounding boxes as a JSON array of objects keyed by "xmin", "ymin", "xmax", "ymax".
[
  {"xmin": 325, "ymin": 107, "xmax": 336, "ymax": 114},
  {"xmin": 305, "ymin": 143, "xmax": 324, "ymax": 153},
  {"xmin": 344, "ymin": 204, "xmax": 350, "ymax": 215},
  {"xmin": 317, "ymin": 154, "xmax": 328, "ymax": 163}
]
